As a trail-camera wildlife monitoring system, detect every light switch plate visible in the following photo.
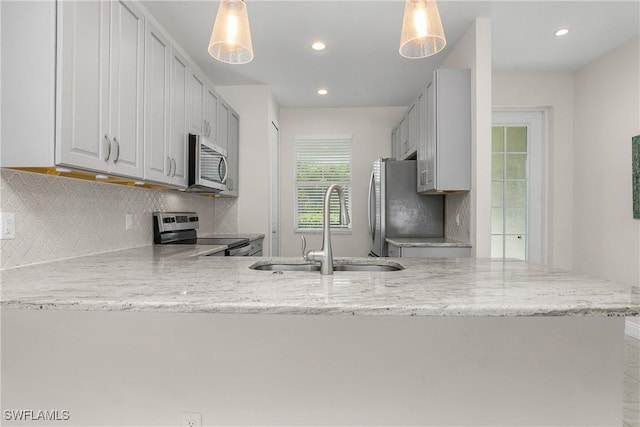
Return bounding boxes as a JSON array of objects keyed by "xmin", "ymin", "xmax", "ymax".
[{"xmin": 1, "ymin": 212, "xmax": 16, "ymax": 239}]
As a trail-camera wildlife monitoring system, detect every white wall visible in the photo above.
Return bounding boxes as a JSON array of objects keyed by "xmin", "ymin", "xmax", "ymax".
[
  {"xmin": 440, "ymin": 18, "xmax": 493, "ymax": 257},
  {"xmin": 492, "ymin": 72, "xmax": 574, "ymax": 270},
  {"xmin": 215, "ymin": 85, "xmax": 279, "ymax": 255},
  {"xmin": 278, "ymin": 107, "xmax": 405, "ymax": 257},
  {"xmin": 573, "ymin": 36, "xmax": 640, "ymax": 288}
]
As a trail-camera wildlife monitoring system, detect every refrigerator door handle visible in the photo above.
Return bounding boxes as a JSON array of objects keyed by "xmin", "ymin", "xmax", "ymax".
[{"xmin": 367, "ymin": 169, "xmax": 376, "ymax": 241}]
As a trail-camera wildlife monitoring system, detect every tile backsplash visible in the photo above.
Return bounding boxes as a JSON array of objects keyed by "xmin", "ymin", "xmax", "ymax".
[
  {"xmin": 444, "ymin": 192, "xmax": 471, "ymax": 243},
  {"xmin": 0, "ymin": 169, "xmax": 236, "ymax": 269}
]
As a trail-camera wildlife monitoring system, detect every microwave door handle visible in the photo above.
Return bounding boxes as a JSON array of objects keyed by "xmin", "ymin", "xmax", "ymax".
[{"xmin": 219, "ymin": 155, "xmax": 229, "ymax": 184}]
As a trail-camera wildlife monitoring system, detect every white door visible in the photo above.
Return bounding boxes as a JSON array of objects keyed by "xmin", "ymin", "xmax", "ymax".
[
  {"xmin": 56, "ymin": 0, "xmax": 110, "ymax": 173},
  {"xmin": 143, "ymin": 20, "xmax": 171, "ymax": 183},
  {"xmin": 491, "ymin": 111, "xmax": 543, "ymax": 263},
  {"xmin": 108, "ymin": 0, "xmax": 145, "ymax": 178},
  {"xmin": 270, "ymin": 121, "xmax": 280, "ymax": 256}
]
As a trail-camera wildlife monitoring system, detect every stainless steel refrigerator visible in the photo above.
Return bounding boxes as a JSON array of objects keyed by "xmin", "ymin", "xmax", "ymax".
[{"xmin": 368, "ymin": 159, "xmax": 444, "ymax": 256}]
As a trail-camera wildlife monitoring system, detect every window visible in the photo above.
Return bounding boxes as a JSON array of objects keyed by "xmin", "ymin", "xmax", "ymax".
[{"xmin": 295, "ymin": 136, "xmax": 352, "ymax": 232}]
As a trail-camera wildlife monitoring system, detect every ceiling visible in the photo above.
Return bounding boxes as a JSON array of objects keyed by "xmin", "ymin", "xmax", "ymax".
[{"xmin": 141, "ymin": 1, "xmax": 639, "ymax": 108}]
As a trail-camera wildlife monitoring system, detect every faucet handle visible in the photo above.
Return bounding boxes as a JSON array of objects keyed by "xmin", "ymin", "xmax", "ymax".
[{"xmin": 300, "ymin": 235, "xmax": 309, "ymax": 261}]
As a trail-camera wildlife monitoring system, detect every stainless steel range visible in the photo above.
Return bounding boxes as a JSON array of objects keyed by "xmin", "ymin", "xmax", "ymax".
[{"xmin": 153, "ymin": 212, "xmax": 251, "ymax": 256}]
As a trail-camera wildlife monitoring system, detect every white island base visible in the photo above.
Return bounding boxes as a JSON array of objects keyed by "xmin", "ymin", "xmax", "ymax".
[{"xmin": 1, "ymin": 310, "xmax": 625, "ymax": 426}]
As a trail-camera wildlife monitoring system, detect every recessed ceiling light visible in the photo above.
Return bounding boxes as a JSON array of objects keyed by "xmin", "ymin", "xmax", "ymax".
[
  {"xmin": 317, "ymin": 89, "xmax": 328, "ymax": 95},
  {"xmin": 555, "ymin": 28, "xmax": 570, "ymax": 37},
  {"xmin": 311, "ymin": 41, "xmax": 326, "ymax": 51}
]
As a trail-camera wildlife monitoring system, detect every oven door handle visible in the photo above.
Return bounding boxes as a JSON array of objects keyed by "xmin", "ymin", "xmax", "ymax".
[{"xmin": 228, "ymin": 244, "xmax": 251, "ymax": 256}]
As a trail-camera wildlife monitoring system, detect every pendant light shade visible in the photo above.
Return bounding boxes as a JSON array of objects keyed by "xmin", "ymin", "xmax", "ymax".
[
  {"xmin": 208, "ymin": 0, "xmax": 254, "ymax": 65},
  {"xmin": 399, "ymin": 0, "xmax": 446, "ymax": 59}
]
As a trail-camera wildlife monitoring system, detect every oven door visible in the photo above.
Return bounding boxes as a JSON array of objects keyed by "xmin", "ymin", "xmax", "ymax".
[{"xmin": 188, "ymin": 134, "xmax": 228, "ymax": 193}]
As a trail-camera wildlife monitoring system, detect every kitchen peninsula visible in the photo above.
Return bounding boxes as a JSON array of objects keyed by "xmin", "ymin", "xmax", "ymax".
[{"xmin": 1, "ymin": 247, "xmax": 638, "ymax": 426}]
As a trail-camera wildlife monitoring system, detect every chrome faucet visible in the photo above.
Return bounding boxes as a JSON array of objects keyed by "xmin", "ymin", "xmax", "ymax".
[{"xmin": 302, "ymin": 184, "xmax": 350, "ymax": 275}]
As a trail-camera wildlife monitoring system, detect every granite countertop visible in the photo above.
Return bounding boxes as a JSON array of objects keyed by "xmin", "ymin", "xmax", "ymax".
[
  {"xmin": 386, "ymin": 237, "xmax": 472, "ymax": 247},
  {"xmin": 1, "ymin": 246, "xmax": 638, "ymax": 317}
]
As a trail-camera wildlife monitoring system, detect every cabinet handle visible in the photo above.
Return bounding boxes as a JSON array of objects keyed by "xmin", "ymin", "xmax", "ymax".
[
  {"xmin": 104, "ymin": 135, "xmax": 112, "ymax": 161},
  {"xmin": 171, "ymin": 158, "xmax": 177, "ymax": 177},
  {"xmin": 112, "ymin": 137, "xmax": 120, "ymax": 163},
  {"xmin": 166, "ymin": 157, "xmax": 172, "ymax": 176},
  {"xmin": 420, "ymin": 170, "xmax": 427, "ymax": 186}
]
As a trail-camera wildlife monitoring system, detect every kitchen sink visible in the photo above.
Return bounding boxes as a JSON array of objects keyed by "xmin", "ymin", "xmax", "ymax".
[{"xmin": 249, "ymin": 261, "xmax": 404, "ymax": 272}]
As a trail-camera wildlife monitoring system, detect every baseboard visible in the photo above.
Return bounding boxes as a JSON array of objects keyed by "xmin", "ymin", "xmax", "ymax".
[{"xmin": 625, "ymin": 319, "xmax": 640, "ymax": 339}]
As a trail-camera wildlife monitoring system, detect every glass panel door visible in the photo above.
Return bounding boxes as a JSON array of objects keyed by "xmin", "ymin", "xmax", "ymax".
[{"xmin": 491, "ymin": 125, "xmax": 528, "ymax": 260}]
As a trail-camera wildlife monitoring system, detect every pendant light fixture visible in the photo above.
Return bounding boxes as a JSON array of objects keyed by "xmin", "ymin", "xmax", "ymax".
[
  {"xmin": 399, "ymin": 0, "xmax": 446, "ymax": 59},
  {"xmin": 208, "ymin": 0, "xmax": 254, "ymax": 65}
]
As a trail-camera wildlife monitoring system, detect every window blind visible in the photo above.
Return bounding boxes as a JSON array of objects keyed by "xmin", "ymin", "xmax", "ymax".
[{"xmin": 295, "ymin": 137, "xmax": 352, "ymax": 231}]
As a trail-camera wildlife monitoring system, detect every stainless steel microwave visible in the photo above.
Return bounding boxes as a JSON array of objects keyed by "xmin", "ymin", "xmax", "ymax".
[{"xmin": 187, "ymin": 134, "xmax": 227, "ymax": 194}]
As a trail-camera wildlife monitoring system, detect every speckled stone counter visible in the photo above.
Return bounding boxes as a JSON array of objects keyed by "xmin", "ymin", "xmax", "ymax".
[
  {"xmin": 385, "ymin": 237, "xmax": 472, "ymax": 247},
  {"xmin": 1, "ymin": 246, "xmax": 638, "ymax": 316}
]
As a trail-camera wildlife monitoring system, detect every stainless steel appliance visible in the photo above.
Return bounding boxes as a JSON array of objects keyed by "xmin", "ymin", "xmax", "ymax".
[
  {"xmin": 186, "ymin": 134, "xmax": 228, "ymax": 194},
  {"xmin": 153, "ymin": 212, "xmax": 251, "ymax": 256},
  {"xmin": 368, "ymin": 159, "xmax": 444, "ymax": 257}
]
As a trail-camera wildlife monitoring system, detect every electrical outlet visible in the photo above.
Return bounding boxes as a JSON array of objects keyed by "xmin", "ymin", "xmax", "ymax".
[
  {"xmin": 1, "ymin": 212, "xmax": 16, "ymax": 239},
  {"xmin": 125, "ymin": 213, "xmax": 133, "ymax": 230},
  {"xmin": 181, "ymin": 412, "xmax": 201, "ymax": 427}
]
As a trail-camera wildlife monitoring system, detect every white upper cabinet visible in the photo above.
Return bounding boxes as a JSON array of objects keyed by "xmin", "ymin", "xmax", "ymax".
[
  {"xmin": 189, "ymin": 70, "xmax": 206, "ymax": 136},
  {"xmin": 417, "ymin": 69, "xmax": 471, "ymax": 194},
  {"xmin": 56, "ymin": 1, "xmax": 110, "ymax": 173},
  {"xmin": 393, "ymin": 102, "xmax": 417, "ymax": 160},
  {"xmin": 221, "ymin": 108, "xmax": 239, "ymax": 197},
  {"xmin": 218, "ymin": 99, "xmax": 230, "ymax": 153},
  {"xmin": 168, "ymin": 48, "xmax": 189, "ymax": 186},
  {"xmin": 143, "ymin": 20, "xmax": 171, "ymax": 183},
  {"xmin": 1, "ymin": 0, "xmax": 240, "ymax": 191},
  {"xmin": 56, "ymin": 0, "xmax": 144, "ymax": 178},
  {"xmin": 108, "ymin": 0, "xmax": 145, "ymax": 178},
  {"xmin": 204, "ymin": 86, "xmax": 219, "ymax": 144}
]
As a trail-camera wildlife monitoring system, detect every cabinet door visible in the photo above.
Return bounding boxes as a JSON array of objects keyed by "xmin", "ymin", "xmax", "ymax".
[
  {"xmin": 416, "ymin": 88, "xmax": 428, "ymax": 192},
  {"xmin": 391, "ymin": 127, "xmax": 399, "ymax": 160},
  {"xmin": 222, "ymin": 109, "xmax": 239, "ymax": 197},
  {"xmin": 108, "ymin": 0, "xmax": 144, "ymax": 178},
  {"xmin": 424, "ymin": 80, "xmax": 436, "ymax": 191},
  {"xmin": 205, "ymin": 86, "xmax": 219, "ymax": 143},
  {"xmin": 169, "ymin": 48, "xmax": 189, "ymax": 186},
  {"xmin": 56, "ymin": 1, "xmax": 110, "ymax": 173},
  {"xmin": 218, "ymin": 99, "xmax": 230, "ymax": 153},
  {"xmin": 190, "ymin": 71, "xmax": 205, "ymax": 135},
  {"xmin": 406, "ymin": 103, "xmax": 417, "ymax": 158},
  {"xmin": 143, "ymin": 20, "xmax": 171, "ymax": 183},
  {"xmin": 398, "ymin": 115, "xmax": 407, "ymax": 159}
]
